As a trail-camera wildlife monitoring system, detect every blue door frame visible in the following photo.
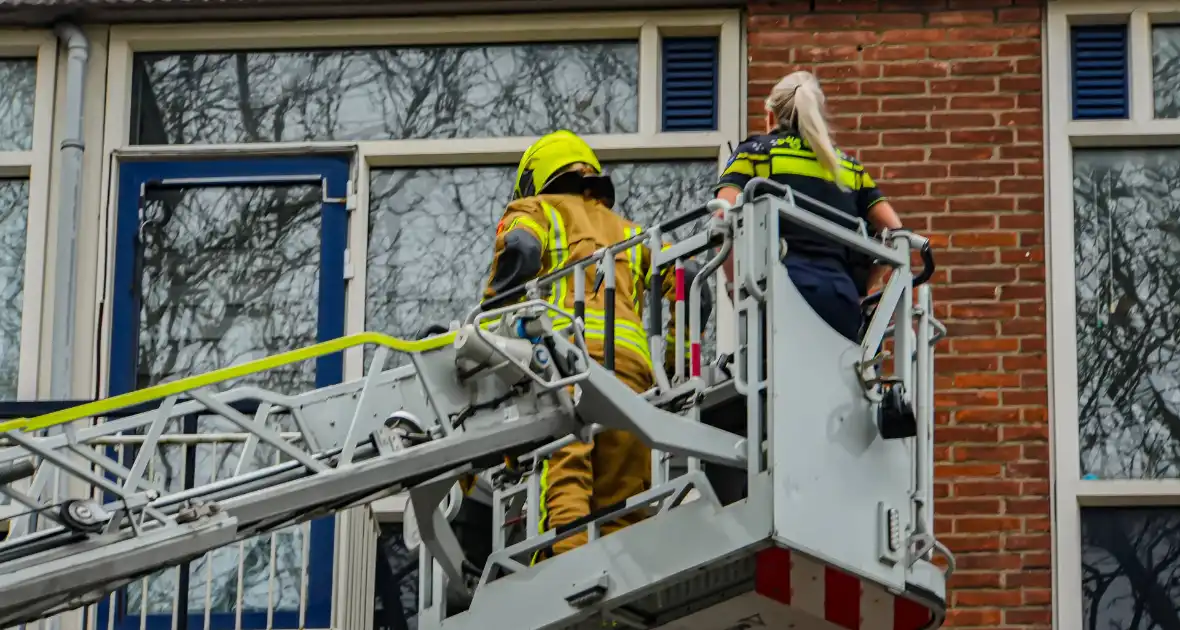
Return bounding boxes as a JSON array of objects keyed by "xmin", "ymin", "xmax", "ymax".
[{"xmin": 99, "ymin": 155, "xmax": 351, "ymax": 630}]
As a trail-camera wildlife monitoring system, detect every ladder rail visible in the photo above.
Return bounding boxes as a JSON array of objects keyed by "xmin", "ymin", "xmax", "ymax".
[{"xmin": 0, "ymin": 313, "xmax": 600, "ymax": 627}]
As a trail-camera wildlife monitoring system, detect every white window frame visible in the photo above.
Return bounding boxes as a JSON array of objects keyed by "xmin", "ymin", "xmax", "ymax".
[
  {"xmin": 95, "ymin": 2, "xmax": 741, "ymax": 566},
  {"xmin": 1047, "ymin": 3, "xmax": 1180, "ymax": 628},
  {"xmin": 0, "ymin": 32, "xmax": 57, "ymax": 400},
  {"xmin": 0, "ymin": 31, "xmax": 58, "ymax": 525}
]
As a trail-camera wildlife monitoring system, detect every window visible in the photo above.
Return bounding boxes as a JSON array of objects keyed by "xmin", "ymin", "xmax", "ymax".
[
  {"xmin": 0, "ymin": 179, "xmax": 28, "ymax": 400},
  {"xmin": 1048, "ymin": 3, "xmax": 1180, "ymax": 628},
  {"xmin": 1081, "ymin": 508, "xmax": 1180, "ymax": 628},
  {"xmin": 0, "ymin": 31, "xmax": 60, "ymax": 537},
  {"xmin": 1153, "ymin": 25, "xmax": 1180, "ymax": 118},
  {"xmin": 0, "ymin": 58, "xmax": 36, "ymax": 151},
  {"xmin": 129, "ymin": 42, "xmax": 641, "ymax": 144},
  {"xmin": 104, "ymin": 11, "xmax": 741, "ymax": 630}
]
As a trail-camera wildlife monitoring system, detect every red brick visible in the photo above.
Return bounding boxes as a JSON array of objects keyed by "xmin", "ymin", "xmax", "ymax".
[
  {"xmin": 931, "ymin": 180, "xmax": 996, "ymax": 196},
  {"xmin": 882, "ymin": 130, "xmax": 948, "ymax": 145},
  {"xmin": 930, "ymin": 43, "xmax": 998, "ymax": 60},
  {"xmin": 862, "ymin": 113, "xmax": 930, "ymax": 129},
  {"xmin": 793, "ymin": 45, "xmax": 859, "ymax": 63},
  {"xmin": 881, "ymin": 96, "xmax": 948, "ymax": 112},
  {"xmin": 864, "ymin": 44, "xmax": 929, "ymax": 61},
  {"xmin": 931, "ymin": 112, "xmax": 996, "ymax": 127},
  {"xmin": 882, "ymin": 28, "xmax": 948, "ymax": 43},
  {"xmin": 859, "ymin": 13, "xmax": 927, "ymax": 28},
  {"xmin": 954, "ymin": 590, "xmax": 1024, "ymax": 607},
  {"xmin": 931, "ymin": 146, "xmax": 994, "ymax": 161},
  {"xmin": 998, "ymin": 41, "xmax": 1041, "ymax": 57},
  {"xmin": 931, "ymin": 77, "xmax": 997, "ymax": 93},
  {"xmin": 1000, "ymin": 7, "xmax": 1041, "ymax": 22},
  {"xmin": 790, "ymin": 13, "xmax": 860, "ymax": 28},
  {"xmin": 950, "ymin": 94, "xmax": 1017, "ymax": 110},
  {"xmin": 862, "ymin": 80, "xmax": 929, "ymax": 95},
  {"xmin": 953, "ymin": 59, "xmax": 1016, "ymax": 75},
  {"xmin": 883, "ymin": 61, "xmax": 952, "ymax": 78}
]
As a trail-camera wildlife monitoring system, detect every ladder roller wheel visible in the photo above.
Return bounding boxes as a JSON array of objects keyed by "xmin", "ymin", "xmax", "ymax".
[{"xmin": 58, "ymin": 499, "xmax": 106, "ymax": 534}]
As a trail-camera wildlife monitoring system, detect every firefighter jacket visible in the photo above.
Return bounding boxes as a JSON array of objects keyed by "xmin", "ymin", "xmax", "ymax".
[{"xmin": 482, "ymin": 192, "xmax": 706, "ymax": 375}]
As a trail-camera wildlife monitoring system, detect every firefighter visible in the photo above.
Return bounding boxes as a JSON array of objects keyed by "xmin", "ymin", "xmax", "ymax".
[
  {"xmin": 714, "ymin": 70, "xmax": 903, "ymax": 341},
  {"xmin": 481, "ymin": 130, "xmax": 711, "ymax": 558}
]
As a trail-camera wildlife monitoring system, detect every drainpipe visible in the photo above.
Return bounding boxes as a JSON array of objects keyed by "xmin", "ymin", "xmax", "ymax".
[
  {"xmin": 49, "ymin": 23, "xmax": 88, "ymax": 404},
  {"xmin": 44, "ymin": 26, "xmax": 88, "ymax": 630}
]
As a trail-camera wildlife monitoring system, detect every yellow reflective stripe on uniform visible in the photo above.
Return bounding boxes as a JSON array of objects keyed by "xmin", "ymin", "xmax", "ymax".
[
  {"xmin": 542, "ymin": 201, "xmax": 568, "ymax": 306},
  {"xmin": 643, "ymin": 240, "xmax": 673, "ymax": 283},
  {"xmin": 550, "ymin": 312, "xmax": 652, "ymax": 367},
  {"xmin": 507, "ymin": 215, "xmax": 548, "ymax": 248},
  {"xmin": 769, "ymin": 154, "xmax": 860, "ymax": 190},
  {"xmin": 768, "ymin": 146, "xmax": 862, "ymax": 172},
  {"xmin": 625, "ymin": 226, "xmax": 644, "ymax": 312},
  {"xmin": 531, "ymin": 458, "xmax": 551, "ymax": 566}
]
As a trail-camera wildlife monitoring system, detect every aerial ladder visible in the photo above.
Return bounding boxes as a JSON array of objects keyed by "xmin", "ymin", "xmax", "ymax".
[{"xmin": 0, "ymin": 178, "xmax": 953, "ymax": 630}]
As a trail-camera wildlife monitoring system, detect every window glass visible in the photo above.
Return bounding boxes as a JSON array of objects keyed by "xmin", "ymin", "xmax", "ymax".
[
  {"xmin": 365, "ymin": 160, "xmax": 718, "ymax": 367},
  {"xmin": 374, "ymin": 524, "xmax": 418, "ymax": 630},
  {"xmin": 0, "ymin": 59, "xmax": 36, "ymax": 151},
  {"xmin": 0, "ymin": 179, "xmax": 27, "ymax": 400},
  {"xmin": 126, "ymin": 184, "xmax": 320, "ymax": 614},
  {"xmin": 1074, "ymin": 149, "xmax": 1180, "ymax": 479},
  {"xmin": 1153, "ymin": 26, "xmax": 1180, "ymax": 119},
  {"xmin": 1081, "ymin": 507, "xmax": 1180, "ymax": 629},
  {"xmin": 130, "ymin": 43, "xmax": 639, "ymax": 145}
]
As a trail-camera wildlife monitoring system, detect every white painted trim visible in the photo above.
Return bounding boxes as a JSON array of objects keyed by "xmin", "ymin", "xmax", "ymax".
[
  {"xmin": 19, "ymin": 36, "xmax": 58, "ymax": 402},
  {"xmin": 639, "ymin": 23, "xmax": 661, "ymax": 137},
  {"xmin": 344, "ymin": 155, "xmax": 370, "ymax": 383},
  {"xmin": 1048, "ymin": 1, "xmax": 1180, "ymax": 628},
  {"xmin": 106, "ymin": 10, "xmax": 736, "ymax": 52},
  {"xmin": 361, "ymin": 133, "xmax": 731, "ymax": 167},
  {"xmin": 0, "ymin": 152, "xmax": 33, "ymax": 172},
  {"xmin": 0, "ymin": 30, "xmax": 51, "ymax": 56},
  {"xmin": 1128, "ymin": 9, "xmax": 1154, "ymax": 123},
  {"xmin": 94, "ymin": 34, "xmax": 132, "ymax": 405},
  {"xmin": 1076, "ymin": 480, "xmax": 1180, "ymax": 505}
]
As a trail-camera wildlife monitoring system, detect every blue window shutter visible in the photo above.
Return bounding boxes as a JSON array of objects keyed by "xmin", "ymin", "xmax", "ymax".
[
  {"xmin": 1071, "ymin": 24, "xmax": 1129, "ymax": 120},
  {"xmin": 662, "ymin": 37, "xmax": 719, "ymax": 132}
]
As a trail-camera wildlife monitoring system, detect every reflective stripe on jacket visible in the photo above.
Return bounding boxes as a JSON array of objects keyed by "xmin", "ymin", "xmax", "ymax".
[{"xmin": 483, "ymin": 194, "xmax": 685, "ymax": 371}]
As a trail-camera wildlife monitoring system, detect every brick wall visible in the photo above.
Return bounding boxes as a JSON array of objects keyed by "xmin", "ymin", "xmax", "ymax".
[{"xmin": 745, "ymin": 2, "xmax": 1049, "ymax": 628}]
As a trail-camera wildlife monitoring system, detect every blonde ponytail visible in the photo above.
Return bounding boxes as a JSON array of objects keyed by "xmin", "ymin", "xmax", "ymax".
[{"xmin": 766, "ymin": 71, "xmax": 846, "ymax": 190}]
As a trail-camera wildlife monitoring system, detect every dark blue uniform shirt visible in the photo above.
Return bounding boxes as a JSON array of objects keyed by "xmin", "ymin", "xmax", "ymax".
[{"xmin": 715, "ymin": 130, "xmax": 887, "ymax": 276}]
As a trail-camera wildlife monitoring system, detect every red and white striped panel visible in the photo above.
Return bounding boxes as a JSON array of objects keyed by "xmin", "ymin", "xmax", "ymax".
[{"xmin": 752, "ymin": 547, "xmax": 938, "ymax": 630}]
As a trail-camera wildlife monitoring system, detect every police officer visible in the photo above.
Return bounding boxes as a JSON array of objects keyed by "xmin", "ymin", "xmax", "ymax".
[
  {"xmin": 714, "ymin": 70, "xmax": 903, "ymax": 341},
  {"xmin": 482, "ymin": 130, "xmax": 711, "ymax": 558}
]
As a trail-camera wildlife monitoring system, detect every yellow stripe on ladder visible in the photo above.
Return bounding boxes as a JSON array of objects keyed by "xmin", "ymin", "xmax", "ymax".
[{"xmin": 0, "ymin": 331, "xmax": 458, "ymax": 434}]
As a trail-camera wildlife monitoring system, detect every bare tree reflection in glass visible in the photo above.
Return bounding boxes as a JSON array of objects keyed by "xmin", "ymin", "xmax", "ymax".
[
  {"xmin": 1074, "ymin": 149, "xmax": 1180, "ymax": 480},
  {"xmin": 0, "ymin": 59, "xmax": 36, "ymax": 151},
  {"xmin": 1153, "ymin": 26, "xmax": 1180, "ymax": 119},
  {"xmin": 0, "ymin": 181, "xmax": 26, "ymax": 511},
  {"xmin": 0, "ymin": 180, "xmax": 27, "ymax": 401},
  {"xmin": 374, "ymin": 524, "xmax": 418, "ymax": 630},
  {"xmin": 1081, "ymin": 508, "xmax": 1180, "ymax": 629},
  {"xmin": 131, "ymin": 43, "xmax": 638, "ymax": 145},
  {"xmin": 367, "ymin": 161, "xmax": 718, "ymax": 366},
  {"xmin": 127, "ymin": 184, "xmax": 320, "ymax": 615},
  {"xmin": 610, "ymin": 162, "xmax": 719, "ymax": 361}
]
